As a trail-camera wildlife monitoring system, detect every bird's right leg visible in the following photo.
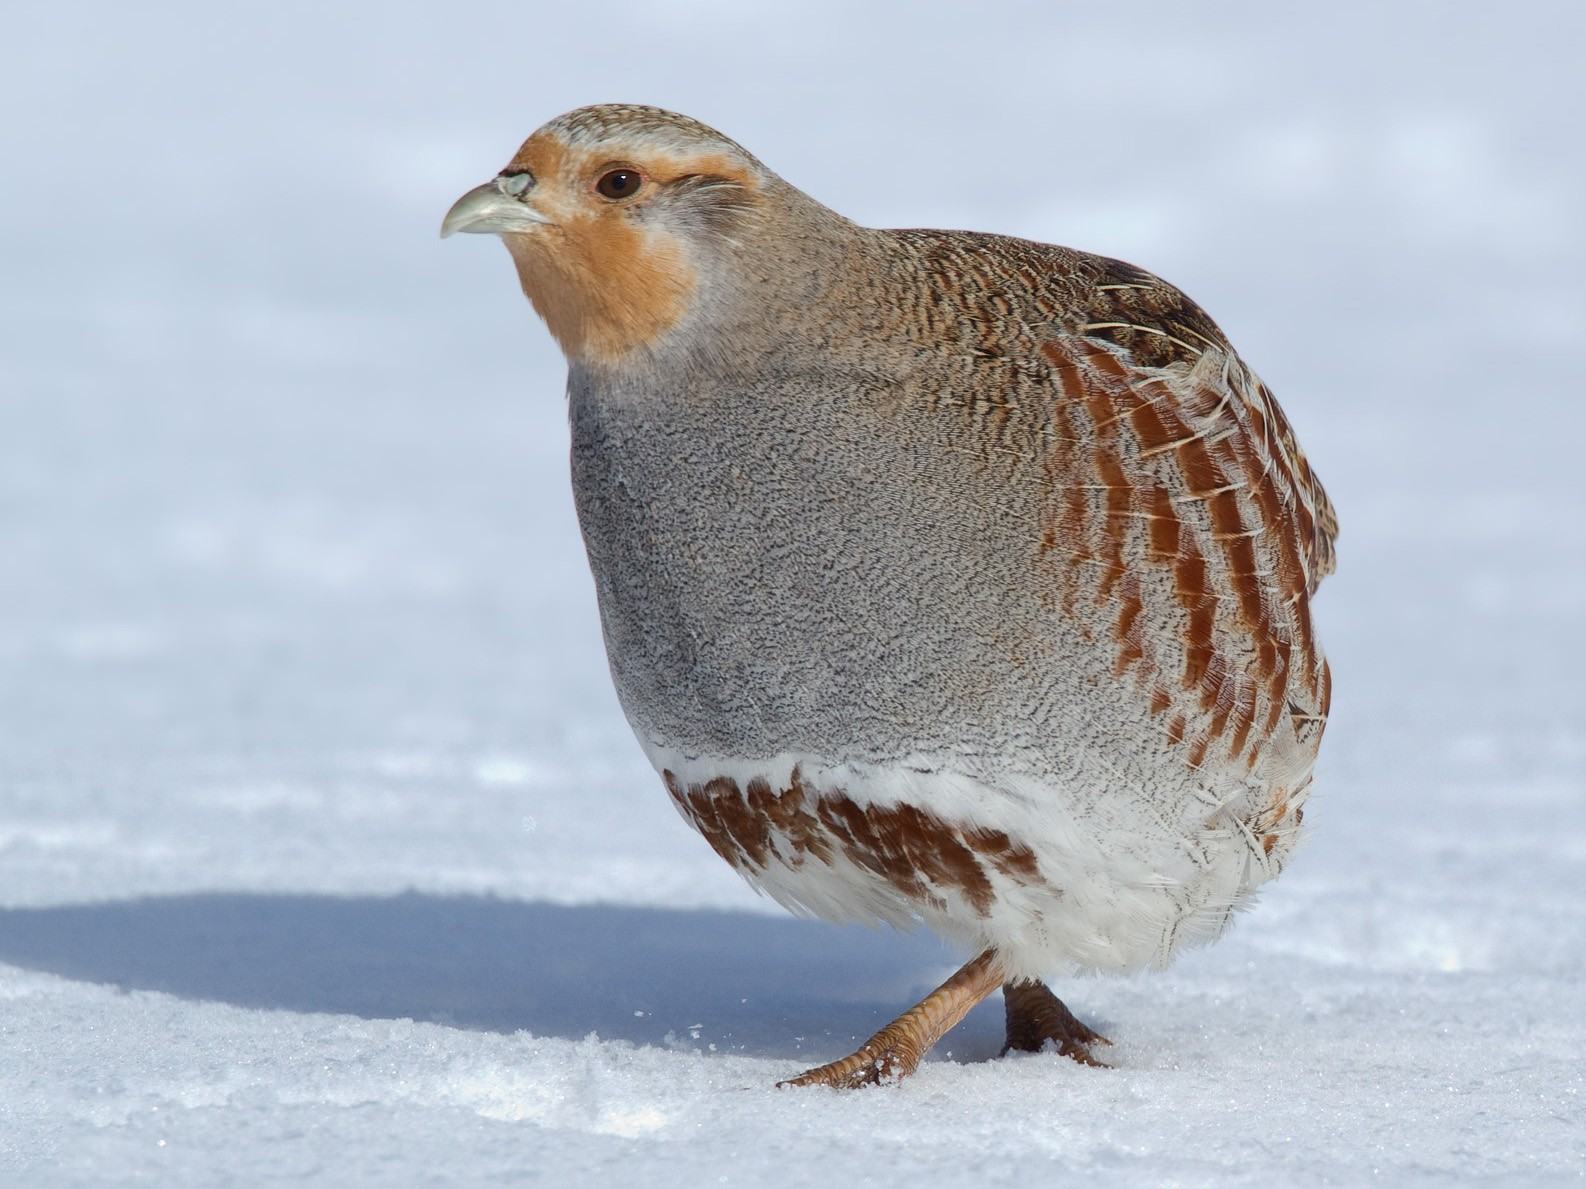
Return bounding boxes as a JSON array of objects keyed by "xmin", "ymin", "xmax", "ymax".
[
  {"xmin": 1001, "ymin": 978, "xmax": 1111, "ymax": 1066},
  {"xmin": 779, "ymin": 949, "xmax": 1004, "ymax": 1089}
]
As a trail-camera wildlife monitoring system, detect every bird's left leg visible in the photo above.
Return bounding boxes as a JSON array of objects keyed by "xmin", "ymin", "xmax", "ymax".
[
  {"xmin": 1001, "ymin": 978, "xmax": 1111, "ymax": 1066},
  {"xmin": 779, "ymin": 949, "xmax": 1004, "ymax": 1089}
]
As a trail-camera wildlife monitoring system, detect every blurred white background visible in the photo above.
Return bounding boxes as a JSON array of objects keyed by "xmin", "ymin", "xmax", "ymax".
[{"xmin": 2, "ymin": 2, "xmax": 1583, "ymax": 1184}]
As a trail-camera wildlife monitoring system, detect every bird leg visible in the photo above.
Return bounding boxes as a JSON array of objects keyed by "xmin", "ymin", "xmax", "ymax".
[
  {"xmin": 780, "ymin": 949, "xmax": 1004, "ymax": 1089},
  {"xmin": 1001, "ymin": 978, "xmax": 1111, "ymax": 1066}
]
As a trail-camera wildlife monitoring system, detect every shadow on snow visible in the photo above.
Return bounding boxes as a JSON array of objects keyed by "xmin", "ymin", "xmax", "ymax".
[{"xmin": 0, "ymin": 892, "xmax": 1010, "ymax": 1062}]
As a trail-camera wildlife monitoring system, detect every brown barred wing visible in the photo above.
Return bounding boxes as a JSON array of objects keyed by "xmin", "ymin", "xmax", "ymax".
[
  {"xmin": 1069, "ymin": 255, "xmax": 1338, "ymax": 595},
  {"xmin": 1033, "ymin": 332, "xmax": 1334, "ymax": 776}
]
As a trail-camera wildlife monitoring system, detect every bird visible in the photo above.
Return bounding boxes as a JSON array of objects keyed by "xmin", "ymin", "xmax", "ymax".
[{"xmin": 442, "ymin": 104, "xmax": 1336, "ymax": 1089}]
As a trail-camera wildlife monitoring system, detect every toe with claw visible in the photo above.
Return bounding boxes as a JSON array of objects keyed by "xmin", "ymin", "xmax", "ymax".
[{"xmin": 1001, "ymin": 979, "xmax": 1112, "ymax": 1067}]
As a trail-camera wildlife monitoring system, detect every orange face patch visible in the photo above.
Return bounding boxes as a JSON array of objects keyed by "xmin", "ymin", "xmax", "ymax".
[
  {"xmin": 494, "ymin": 134, "xmax": 759, "ymax": 366},
  {"xmin": 501, "ymin": 211, "xmax": 695, "ymax": 366}
]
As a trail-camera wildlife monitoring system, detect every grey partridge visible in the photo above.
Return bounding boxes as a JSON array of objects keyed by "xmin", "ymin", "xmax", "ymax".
[{"xmin": 442, "ymin": 104, "xmax": 1336, "ymax": 1088}]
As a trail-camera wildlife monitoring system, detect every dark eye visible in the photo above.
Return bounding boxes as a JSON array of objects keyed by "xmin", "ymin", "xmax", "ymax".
[{"xmin": 596, "ymin": 169, "xmax": 643, "ymax": 200}]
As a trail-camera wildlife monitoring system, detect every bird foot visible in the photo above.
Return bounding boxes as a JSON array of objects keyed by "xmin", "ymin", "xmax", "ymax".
[
  {"xmin": 778, "ymin": 1037, "xmax": 919, "ymax": 1089},
  {"xmin": 778, "ymin": 949, "xmax": 1004, "ymax": 1090},
  {"xmin": 1001, "ymin": 979, "xmax": 1112, "ymax": 1067}
]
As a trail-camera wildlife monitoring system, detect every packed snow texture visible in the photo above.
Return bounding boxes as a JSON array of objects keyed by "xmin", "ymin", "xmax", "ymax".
[{"xmin": 3, "ymin": 2, "xmax": 1584, "ymax": 1184}]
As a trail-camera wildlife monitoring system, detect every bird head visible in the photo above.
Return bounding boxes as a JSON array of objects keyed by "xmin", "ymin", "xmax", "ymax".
[{"xmin": 442, "ymin": 104, "xmax": 789, "ymax": 370}]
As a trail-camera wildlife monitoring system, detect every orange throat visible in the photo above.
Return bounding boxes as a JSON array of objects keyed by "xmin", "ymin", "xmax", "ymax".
[{"xmin": 502, "ymin": 220, "xmax": 696, "ymax": 367}]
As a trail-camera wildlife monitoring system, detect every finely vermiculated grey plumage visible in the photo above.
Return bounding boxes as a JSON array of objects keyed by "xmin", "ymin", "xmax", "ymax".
[{"xmin": 449, "ymin": 98, "xmax": 1334, "ymax": 1008}]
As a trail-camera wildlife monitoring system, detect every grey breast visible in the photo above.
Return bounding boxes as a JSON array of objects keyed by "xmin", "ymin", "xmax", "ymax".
[{"xmin": 566, "ymin": 354, "xmax": 1167, "ymax": 796}]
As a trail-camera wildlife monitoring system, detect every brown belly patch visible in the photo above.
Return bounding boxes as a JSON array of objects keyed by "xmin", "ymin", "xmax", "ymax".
[{"xmin": 661, "ymin": 766, "xmax": 1045, "ymax": 917}]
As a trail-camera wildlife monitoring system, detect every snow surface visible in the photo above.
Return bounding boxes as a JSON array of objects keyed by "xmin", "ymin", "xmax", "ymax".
[{"xmin": 3, "ymin": 1, "xmax": 1585, "ymax": 1184}]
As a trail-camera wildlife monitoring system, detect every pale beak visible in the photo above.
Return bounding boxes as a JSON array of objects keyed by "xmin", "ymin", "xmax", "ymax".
[{"xmin": 439, "ymin": 177, "xmax": 552, "ymax": 238}]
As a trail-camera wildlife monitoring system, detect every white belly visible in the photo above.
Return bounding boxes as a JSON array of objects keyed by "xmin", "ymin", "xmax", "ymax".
[{"xmin": 646, "ymin": 742, "xmax": 1309, "ymax": 979}]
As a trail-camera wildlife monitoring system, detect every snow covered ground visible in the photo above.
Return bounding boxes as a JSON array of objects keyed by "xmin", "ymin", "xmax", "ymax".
[{"xmin": 4, "ymin": 1, "xmax": 1584, "ymax": 1184}]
